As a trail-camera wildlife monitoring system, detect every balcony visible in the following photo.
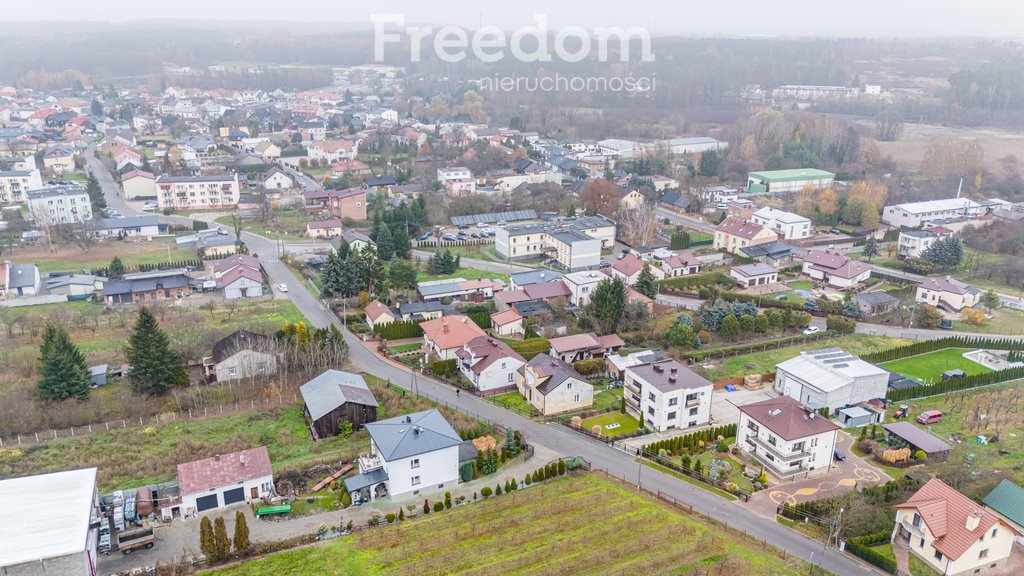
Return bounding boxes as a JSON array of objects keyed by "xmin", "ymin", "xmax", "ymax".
[
  {"xmin": 358, "ymin": 452, "xmax": 383, "ymax": 473},
  {"xmin": 685, "ymin": 398, "xmax": 701, "ymax": 407},
  {"xmin": 899, "ymin": 519, "xmax": 925, "ymax": 538},
  {"xmin": 625, "ymin": 381, "xmax": 640, "ymax": 396},
  {"xmin": 751, "ymin": 435, "xmax": 810, "ymax": 463}
]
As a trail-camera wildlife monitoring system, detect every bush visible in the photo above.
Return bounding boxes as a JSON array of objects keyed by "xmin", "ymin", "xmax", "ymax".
[
  {"xmin": 525, "ymin": 474, "xmax": 532, "ymax": 485},
  {"xmin": 716, "ymin": 440, "xmax": 730, "ymax": 453},
  {"xmin": 847, "ymin": 532, "xmax": 899, "ymax": 574},
  {"xmin": 433, "ymin": 501, "xmax": 444, "ymax": 512},
  {"xmin": 423, "ymin": 499, "xmax": 430, "ymax": 514},
  {"xmin": 858, "ymin": 439, "xmax": 879, "ymax": 455},
  {"xmin": 376, "ymin": 319, "xmax": 424, "ymax": 340},
  {"xmin": 826, "ymin": 315, "xmax": 856, "ymax": 334},
  {"xmin": 558, "ymin": 460, "xmax": 566, "ymax": 476},
  {"xmin": 429, "ymin": 358, "xmax": 457, "ymax": 376},
  {"xmin": 573, "ymin": 358, "xmax": 607, "ymax": 375},
  {"xmin": 495, "ymin": 484, "xmax": 502, "ymax": 496},
  {"xmin": 385, "ymin": 513, "xmax": 396, "ymax": 523},
  {"xmin": 914, "ymin": 450, "xmax": 927, "ymax": 461},
  {"xmin": 480, "ymin": 486, "xmax": 493, "ymax": 498}
]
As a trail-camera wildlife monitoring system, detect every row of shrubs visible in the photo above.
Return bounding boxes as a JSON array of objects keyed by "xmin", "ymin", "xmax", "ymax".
[
  {"xmin": 429, "ymin": 358, "xmax": 458, "ymax": 376},
  {"xmin": 573, "ymin": 358, "xmax": 607, "ymax": 375},
  {"xmin": 860, "ymin": 335, "xmax": 1024, "ymax": 363},
  {"xmin": 845, "ymin": 532, "xmax": 898, "ymax": 574},
  {"xmin": 658, "ymin": 271, "xmax": 734, "ymax": 290},
  {"xmin": 698, "ymin": 289, "xmax": 806, "ymax": 311},
  {"xmin": 684, "ymin": 332, "xmax": 833, "ymax": 362},
  {"xmin": 887, "ymin": 365, "xmax": 1024, "ymax": 401},
  {"xmin": 641, "ymin": 424, "xmax": 738, "ymax": 456},
  {"xmin": 376, "ymin": 319, "xmax": 425, "ymax": 340}
]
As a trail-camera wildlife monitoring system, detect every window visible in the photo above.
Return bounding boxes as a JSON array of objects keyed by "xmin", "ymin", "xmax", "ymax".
[
  {"xmin": 991, "ymin": 528, "xmax": 998, "ymax": 538},
  {"xmin": 919, "ymin": 538, "xmax": 924, "ymax": 548},
  {"xmin": 573, "ymin": 394, "xmax": 580, "ymax": 403},
  {"xmin": 934, "ymin": 550, "xmax": 943, "ymax": 561},
  {"xmin": 508, "ymin": 372, "xmax": 514, "ymax": 382},
  {"xmin": 979, "ymin": 549, "xmax": 988, "ymax": 560},
  {"xmin": 648, "ymin": 392, "xmax": 656, "ymax": 402},
  {"xmin": 567, "ymin": 381, "xmax": 572, "ymax": 389},
  {"xmin": 411, "ymin": 476, "xmax": 421, "ymax": 486},
  {"xmin": 667, "ymin": 411, "xmax": 676, "ymax": 420},
  {"xmin": 411, "ymin": 459, "xmax": 420, "ymax": 469},
  {"xmin": 912, "ymin": 513, "xmax": 922, "ymax": 528},
  {"xmin": 647, "ymin": 407, "xmax": 655, "ymax": 416},
  {"xmin": 689, "ymin": 407, "xmax": 698, "ymax": 416},
  {"xmin": 668, "ymin": 397, "xmax": 678, "ymax": 407},
  {"xmin": 792, "ymin": 441, "xmax": 805, "ymax": 452}
]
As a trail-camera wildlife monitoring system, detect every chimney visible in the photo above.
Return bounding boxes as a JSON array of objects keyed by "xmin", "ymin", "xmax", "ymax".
[
  {"xmin": 214, "ymin": 454, "xmax": 220, "ymax": 461},
  {"xmin": 443, "ymin": 323, "xmax": 449, "ymax": 333},
  {"xmin": 668, "ymin": 376, "xmax": 676, "ymax": 384},
  {"xmin": 670, "ymin": 367, "xmax": 678, "ymax": 374},
  {"xmin": 966, "ymin": 510, "xmax": 982, "ymax": 531}
]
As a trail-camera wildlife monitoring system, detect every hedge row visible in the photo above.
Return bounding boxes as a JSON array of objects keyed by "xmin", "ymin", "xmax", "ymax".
[
  {"xmin": 508, "ymin": 338, "xmax": 551, "ymax": 360},
  {"xmin": 641, "ymin": 424, "xmax": 738, "ymax": 455},
  {"xmin": 573, "ymin": 358, "xmax": 607, "ymax": 375},
  {"xmin": 697, "ymin": 289, "xmax": 806, "ymax": 311},
  {"xmin": 376, "ymin": 320, "xmax": 425, "ymax": 340},
  {"xmin": 887, "ymin": 365, "xmax": 1024, "ymax": 401},
  {"xmin": 467, "ymin": 310, "xmax": 491, "ymax": 330},
  {"xmin": 430, "ymin": 358, "xmax": 457, "ymax": 376},
  {"xmin": 861, "ymin": 336, "xmax": 1024, "ymax": 363},
  {"xmin": 684, "ymin": 332, "xmax": 832, "ymax": 362},
  {"xmin": 657, "ymin": 271, "xmax": 734, "ymax": 290},
  {"xmin": 846, "ymin": 532, "xmax": 898, "ymax": 574},
  {"xmin": 96, "ymin": 259, "xmax": 204, "ymax": 277}
]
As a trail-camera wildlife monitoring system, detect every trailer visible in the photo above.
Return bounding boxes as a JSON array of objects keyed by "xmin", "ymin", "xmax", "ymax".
[
  {"xmin": 255, "ymin": 504, "xmax": 292, "ymax": 518},
  {"xmin": 117, "ymin": 527, "xmax": 155, "ymax": 554}
]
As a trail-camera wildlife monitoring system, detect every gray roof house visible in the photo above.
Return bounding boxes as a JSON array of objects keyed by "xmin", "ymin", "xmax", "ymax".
[
  {"xmin": 300, "ymin": 370, "xmax": 378, "ymax": 438},
  {"xmin": 344, "ymin": 409, "xmax": 463, "ymax": 502},
  {"xmin": 8, "ymin": 263, "xmax": 41, "ymax": 296}
]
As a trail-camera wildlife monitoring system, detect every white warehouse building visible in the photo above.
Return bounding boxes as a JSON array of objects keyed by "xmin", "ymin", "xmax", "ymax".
[{"xmin": 775, "ymin": 348, "xmax": 889, "ymax": 413}]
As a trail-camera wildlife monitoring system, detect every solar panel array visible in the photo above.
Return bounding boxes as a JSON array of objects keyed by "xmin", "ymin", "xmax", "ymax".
[
  {"xmin": 451, "ymin": 210, "xmax": 537, "ymax": 226},
  {"xmin": 808, "ymin": 348, "xmax": 857, "ymax": 367}
]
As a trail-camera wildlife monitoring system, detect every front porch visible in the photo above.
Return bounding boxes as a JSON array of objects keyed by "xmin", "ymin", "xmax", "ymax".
[{"xmin": 343, "ymin": 467, "xmax": 390, "ymax": 505}]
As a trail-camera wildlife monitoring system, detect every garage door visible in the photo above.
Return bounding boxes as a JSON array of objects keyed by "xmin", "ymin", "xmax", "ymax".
[
  {"xmin": 222, "ymin": 487, "xmax": 245, "ymax": 506},
  {"xmin": 195, "ymin": 494, "xmax": 218, "ymax": 513}
]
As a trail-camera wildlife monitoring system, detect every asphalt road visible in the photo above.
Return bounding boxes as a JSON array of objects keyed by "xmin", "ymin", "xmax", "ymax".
[{"xmin": 244, "ymin": 232, "xmax": 881, "ymax": 576}]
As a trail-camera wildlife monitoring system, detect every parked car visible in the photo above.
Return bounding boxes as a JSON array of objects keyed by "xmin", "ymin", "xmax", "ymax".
[
  {"xmin": 416, "ymin": 232, "xmax": 431, "ymax": 241},
  {"xmin": 802, "ymin": 326, "xmax": 820, "ymax": 335},
  {"xmin": 217, "ymin": 227, "xmax": 229, "ymax": 236},
  {"xmin": 938, "ymin": 319, "xmax": 954, "ymax": 330},
  {"xmin": 457, "ymin": 224, "xmax": 470, "ymax": 230},
  {"xmin": 600, "ymin": 259, "xmax": 611, "ymax": 268},
  {"xmin": 833, "ymin": 449, "xmax": 846, "ymax": 462},
  {"xmin": 442, "ymin": 233, "xmax": 457, "ymax": 241},
  {"xmin": 916, "ymin": 410, "xmax": 944, "ymax": 425},
  {"xmin": 470, "ymin": 233, "xmax": 480, "ymax": 238},
  {"xmin": 775, "ymin": 295, "xmax": 788, "ymax": 300},
  {"xmin": 277, "ymin": 283, "xmax": 289, "ymax": 293}
]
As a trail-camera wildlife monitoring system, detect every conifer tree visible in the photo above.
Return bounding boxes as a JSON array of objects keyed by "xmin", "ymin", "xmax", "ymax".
[
  {"xmin": 213, "ymin": 516, "xmax": 231, "ymax": 561},
  {"xmin": 125, "ymin": 307, "xmax": 183, "ymax": 395},
  {"xmin": 199, "ymin": 516, "xmax": 215, "ymax": 559},
  {"xmin": 233, "ymin": 511, "xmax": 250, "ymax": 552},
  {"xmin": 37, "ymin": 324, "xmax": 90, "ymax": 401}
]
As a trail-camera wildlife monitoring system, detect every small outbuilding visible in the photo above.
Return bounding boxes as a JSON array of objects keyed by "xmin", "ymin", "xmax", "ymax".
[
  {"xmin": 88, "ymin": 364, "xmax": 108, "ymax": 387},
  {"xmin": 883, "ymin": 422, "xmax": 952, "ymax": 462},
  {"xmin": 300, "ymin": 370, "xmax": 379, "ymax": 439},
  {"xmin": 177, "ymin": 446, "xmax": 274, "ymax": 515}
]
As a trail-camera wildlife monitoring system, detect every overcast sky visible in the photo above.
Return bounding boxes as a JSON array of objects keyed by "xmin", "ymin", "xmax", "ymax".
[{"xmin": 5, "ymin": 0, "xmax": 1022, "ymax": 38}]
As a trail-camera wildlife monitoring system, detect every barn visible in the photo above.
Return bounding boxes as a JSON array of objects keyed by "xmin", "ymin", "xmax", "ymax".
[{"xmin": 301, "ymin": 370, "xmax": 379, "ymax": 439}]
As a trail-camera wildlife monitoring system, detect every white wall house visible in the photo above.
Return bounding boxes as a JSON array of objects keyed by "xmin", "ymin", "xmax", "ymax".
[
  {"xmin": 624, "ymin": 359, "xmax": 713, "ymax": 432},
  {"xmin": 455, "ymin": 336, "xmax": 526, "ymax": 393},
  {"xmin": 752, "ymin": 206, "xmax": 813, "ymax": 240},
  {"xmin": 0, "ymin": 468, "xmax": 101, "ymax": 576},
  {"xmin": 210, "ymin": 330, "xmax": 277, "ymax": 381},
  {"xmin": 882, "ymin": 198, "xmax": 984, "ymax": 228},
  {"xmin": 562, "ymin": 270, "xmax": 605, "ymax": 307},
  {"xmin": 517, "ymin": 353, "xmax": 594, "ymax": 416},
  {"xmin": 775, "ymin": 348, "xmax": 890, "ymax": 412},
  {"xmin": 437, "ymin": 166, "xmax": 472, "ymax": 183},
  {"xmin": 0, "ymin": 169, "xmax": 43, "ymax": 205},
  {"xmin": 737, "ymin": 396, "xmax": 838, "ymax": 480},
  {"xmin": 28, "ymin": 186, "xmax": 93, "ymax": 224},
  {"xmin": 897, "ymin": 229, "xmax": 952, "ymax": 259},
  {"xmin": 177, "ymin": 447, "xmax": 274, "ymax": 515},
  {"xmin": 345, "ymin": 409, "xmax": 462, "ymax": 502},
  {"xmin": 155, "ymin": 174, "xmax": 240, "ymax": 210},
  {"xmin": 915, "ymin": 277, "xmax": 982, "ymax": 313}
]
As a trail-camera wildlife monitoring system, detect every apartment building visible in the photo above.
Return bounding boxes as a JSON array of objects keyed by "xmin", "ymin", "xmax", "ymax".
[
  {"xmin": 0, "ymin": 169, "xmax": 43, "ymax": 205},
  {"xmin": 155, "ymin": 174, "xmax": 240, "ymax": 210},
  {"xmin": 751, "ymin": 206, "xmax": 812, "ymax": 240},
  {"xmin": 27, "ymin": 186, "xmax": 93, "ymax": 224}
]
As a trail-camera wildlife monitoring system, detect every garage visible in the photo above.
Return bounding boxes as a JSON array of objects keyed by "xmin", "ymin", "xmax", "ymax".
[
  {"xmin": 195, "ymin": 494, "xmax": 219, "ymax": 513},
  {"xmin": 222, "ymin": 487, "xmax": 245, "ymax": 506}
]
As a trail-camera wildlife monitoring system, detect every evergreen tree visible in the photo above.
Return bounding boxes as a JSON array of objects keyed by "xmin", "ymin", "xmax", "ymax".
[
  {"xmin": 108, "ymin": 256, "xmax": 126, "ymax": 277},
  {"xmin": 336, "ymin": 238, "xmax": 351, "ymax": 260},
  {"xmin": 233, "ymin": 511, "xmax": 250, "ymax": 552},
  {"xmin": 388, "ymin": 260, "xmax": 418, "ymax": 292},
  {"xmin": 698, "ymin": 150, "xmax": 722, "ymax": 177},
  {"xmin": 634, "ymin": 264, "xmax": 657, "ymax": 299},
  {"xmin": 199, "ymin": 516, "xmax": 216, "ymax": 559},
  {"xmin": 37, "ymin": 324, "xmax": 90, "ymax": 401},
  {"xmin": 719, "ymin": 314, "xmax": 740, "ymax": 340},
  {"xmin": 587, "ymin": 277, "xmax": 628, "ymax": 333},
  {"xmin": 90, "ymin": 98, "xmax": 103, "ymax": 116},
  {"xmin": 921, "ymin": 236, "xmax": 963, "ymax": 270},
  {"xmin": 321, "ymin": 250, "xmax": 342, "ymax": 295},
  {"xmin": 86, "ymin": 170, "xmax": 106, "ymax": 213},
  {"xmin": 376, "ymin": 224, "xmax": 394, "ymax": 260},
  {"xmin": 125, "ymin": 307, "xmax": 182, "ymax": 395},
  {"xmin": 213, "ymin": 516, "xmax": 231, "ymax": 561},
  {"xmin": 862, "ymin": 236, "xmax": 879, "ymax": 262},
  {"xmin": 392, "ymin": 227, "xmax": 411, "ymax": 259}
]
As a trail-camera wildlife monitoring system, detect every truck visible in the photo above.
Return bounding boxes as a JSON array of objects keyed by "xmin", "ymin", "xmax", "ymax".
[{"xmin": 117, "ymin": 527, "xmax": 155, "ymax": 555}]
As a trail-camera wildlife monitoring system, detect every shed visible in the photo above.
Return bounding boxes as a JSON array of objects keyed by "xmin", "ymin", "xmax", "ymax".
[
  {"xmin": 883, "ymin": 422, "xmax": 951, "ymax": 462},
  {"xmin": 88, "ymin": 364, "xmax": 108, "ymax": 387},
  {"xmin": 941, "ymin": 369, "xmax": 965, "ymax": 381},
  {"xmin": 837, "ymin": 406, "xmax": 874, "ymax": 428},
  {"xmin": 300, "ymin": 370, "xmax": 379, "ymax": 439}
]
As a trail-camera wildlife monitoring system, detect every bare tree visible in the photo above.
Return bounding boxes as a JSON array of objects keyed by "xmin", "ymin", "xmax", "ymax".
[{"xmin": 618, "ymin": 203, "xmax": 659, "ymax": 247}]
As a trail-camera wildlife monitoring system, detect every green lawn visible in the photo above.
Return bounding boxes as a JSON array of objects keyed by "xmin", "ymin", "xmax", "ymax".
[
  {"xmin": 952, "ymin": 307, "xmax": 1024, "ymax": 335},
  {"xmin": 386, "ymin": 343, "xmax": 422, "ymax": 355},
  {"xmin": 416, "ymin": 266, "xmax": 507, "ymax": 283},
  {"xmin": 580, "ymin": 411, "xmax": 640, "ymax": 437},
  {"xmin": 908, "ymin": 554, "xmax": 936, "ymax": 576},
  {"xmin": 870, "ymin": 543, "xmax": 896, "ymax": 564},
  {"xmin": 639, "ymin": 459, "xmax": 738, "ymax": 501},
  {"xmin": 488, "ymin": 392, "xmax": 532, "ymax": 415},
  {"xmin": 415, "ymin": 243, "xmax": 504, "ymax": 263},
  {"xmin": 205, "ymin": 474, "xmax": 810, "ymax": 576},
  {"xmin": 787, "ymin": 281, "xmax": 816, "ymax": 290},
  {"xmin": 701, "ymin": 334, "xmax": 912, "ymax": 381},
  {"xmin": 592, "ymin": 386, "xmax": 624, "ymax": 413},
  {"xmin": 880, "ymin": 348, "xmax": 991, "ymax": 384}
]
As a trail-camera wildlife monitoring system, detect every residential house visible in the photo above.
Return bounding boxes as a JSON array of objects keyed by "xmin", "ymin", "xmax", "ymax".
[
  {"xmin": 418, "ymin": 277, "xmax": 504, "ymax": 303},
  {"xmin": 855, "ymin": 291, "xmax": 901, "ymax": 317},
  {"xmin": 42, "ymin": 144, "xmax": 76, "ymax": 174},
  {"xmin": 616, "ymin": 185, "xmax": 646, "ymax": 210},
  {"xmin": 220, "ymin": 266, "xmax": 263, "ymax": 299},
  {"xmin": 300, "ymin": 370, "xmax": 379, "ymax": 438},
  {"xmin": 155, "ymin": 174, "xmax": 240, "ymax": 210},
  {"xmin": 307, "ymin": 140, "xmax": 357, "ymax": 163},
  {"xmin": 611, "ymin": 254, "xmax": 665, "ymax": 286},
  {"xmin": 737, "ymin": 395, "xmax": 839, "ymax": 479},
  {"xmin": 88, "ymin": 216, "xmax": 160, "ymax": 239},
  {"xmin": 456, "ymin": 336, "xmax": 526, "ymax": 394},
  {"xmin": 892, "ymin": 478, "xmax": 1017, "ymax": 575},
  {"xmin": 365, "ymin": 300, "xmax": 398, "ymax": 329},
  {"xmin": 713, "ymin": 218, "xmax": 778, "ymax": 253},
  {"xmin": 177, "ymin": 446, "xmax": 274, "ymax": 514},
  {"xmin": 304, "ymin": 187, "xmax": 367, "ymax": 221},
  {"xmin": 261, "ymin": 168, "xmax": 294, "ymax": 190},
  {"xmin": 624, "ymin": 358, "xmax": 714, "ymax": 432},
  {"xmin": 120, "ymin": 169, "xmax": 157, "ymax": 200},
  {"xmin": 421, "ymin": 315, "xmax": 487, "ymax": 360},
  {"xmin": 306, "ymin": 219, "xmax": 343, "ymax": 239},
  {"xmin": 495, "ymin": 215, "xmax": 617, "ymax": 271},
  {"xmin": 801, "ymin": 250, "xmax": 872, "ymax": 289},
  {"xmin": 658, "ymin": 189, "xmax": 691, "ymax": 214},
  {"xmin": 198, "ymin": 235, "xmax": 238, "ymax": 258},
  {"xmin": 730, "ymin": 263, "xmax": 778, "ymax": 288},
  {"xmin": 882, "ymin": 198, "xmax": 984, "ymax": 228},
  {"xmin": 548, "ymin": 332, "xmax": 624, "ymax": 363},
  {"xmin": 212, "ymin": 254, "xmax": 260, "ymax": 280},
  {"xmin": 659, "ymin": 252, "xmax": 702, "ymax": 277},
  {"xmin": 509, "ymin": 269, "xmax": 564, "ymax": 290},
  {"xmin": 7, "ymin": 263, "xmax": 41, "ymax": 296},
  {"xmin": 776, "ymin": 348, "xmax": 890, "ymax": 412},
  {"xmin": 883, "ymin": 422, "xmax": 952, "ymax": 462},
  {"xmin": 494, "ymin": 280, "xmax": 571, "ymax": 312},
  {"xmin": 751, "ymin": 206, "xmax": 812, "ymax": 240},
  {"xmin": 27, "ymin": 186, "xmax": 92, "ymax": 224},
  {"xmin": 982, "ymin": 480, "xmax": 1024, "ymax": 544},
  {"xmin": 739, "ymin": 240, "xmax": 804, "ymax": 268},
  {"xmin": 0, "ymin": 468, "xmax": 101, "ymax": 576},
  {"xmin": 330, "ymin": 159, "xmax": 372, "ymax": 178},
  {"xmin": 254, "ymin": 141, "xmax": 281, "ymax": 162},
  {"xmin": 102, "ymin": 269, "xmax": 190, "ymax": 304},
  {"xmin": 516, "ymin": 353, "xmax": 593, "ymax": 415},
  {"xmin": 209, "ymin": 330, "xmax": 276, "ymax": 381},
  {"xmin": 336, "ymin": 230, "xmax": 374, "ymax": 253},
  {"xmin": 437, "ymin": 167, "xmax": 472, "ymax": 184},
  {"xmin": 562, "ymin": 270, "xmax": 606, "ymax": 306},
  {"xmin": 897, "ymin": 228, "xmax": 953, "ymax": 259},
  {"xmin": 396, "ymin": 301, "xmax": 453, "ymax": 322},
  {"xmin": 344, "ymin": 409, "xmax": 464, "ymax": 502},
  {"xmin": 490, "ymin": 308, "xmax": 524, "ymax": 337},
  {"xmin": 915, "ymin": 277, "xmax": 982, "ymax": 313}
]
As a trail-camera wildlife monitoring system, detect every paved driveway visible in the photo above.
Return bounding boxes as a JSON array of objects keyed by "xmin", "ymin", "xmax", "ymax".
[
  {"xmin": 711, "ymin": 387, "xmax": 777, "ymax": 423},
  {"xmin": 742, "ymin": 430, "xmax": 890, "ymax": 518}
]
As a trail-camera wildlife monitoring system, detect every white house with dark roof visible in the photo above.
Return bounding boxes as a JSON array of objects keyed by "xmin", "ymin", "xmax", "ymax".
[
  {"xmin": 624, "ymin": 358, "xmax": 713, "ymax": 432},
  {"xmin": 456, "ymin": 336, "xmax": 526, "ymax": 393},
  {"xmin": 737, "ymin": 395, "xmax": 839, "ymax": 479},
  {"xmin": 915, "ymin": 277, "xmax": 982, "ymax": 313},
  {"xmin": 897, "ymin": 228, "xmax": 952, "ymax": 259},
  {"xmin": 730, "ymin": 263, "xmax": 778, "ymax": 288},
  {"xmin": 344, "ymin": 409, "xmax": 463, "ymax": 502},
  {"xmin": 775, "ymin": 348, "xmax": 889, "ymax": 412},
  {"xmin": 752, "ymin": 206, "xmax": 812, "ymax": 240}
]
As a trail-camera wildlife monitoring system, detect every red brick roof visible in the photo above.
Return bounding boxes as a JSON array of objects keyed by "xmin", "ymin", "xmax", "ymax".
[
  {"xmin": 177, "ymin": 446, "xmax": 272, "ymax": 495},
  {"xmin": 306, "ymin": 219, "xmax": 342, "ymax": 230},
  {"xmin": 490, "ymin": 308, "xmax": 522, "ymax": 326},
  {"xmin": 220, "ymin": 266, "xmax": 262, "ymax": 287},
  {"xmin": 364, "ymin": 300, "xmax": 395, "ymax": 323},
  {"xmin": 421, "ymin": 315, "xmax": 487, "ymax": 351},
  {"xmin": 549, "ymin": 333, "xmax": 602, "ymax": 354},
  {"xmin": 612, "ymin": 254, "xmax": 646, "ymax": 277}
]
